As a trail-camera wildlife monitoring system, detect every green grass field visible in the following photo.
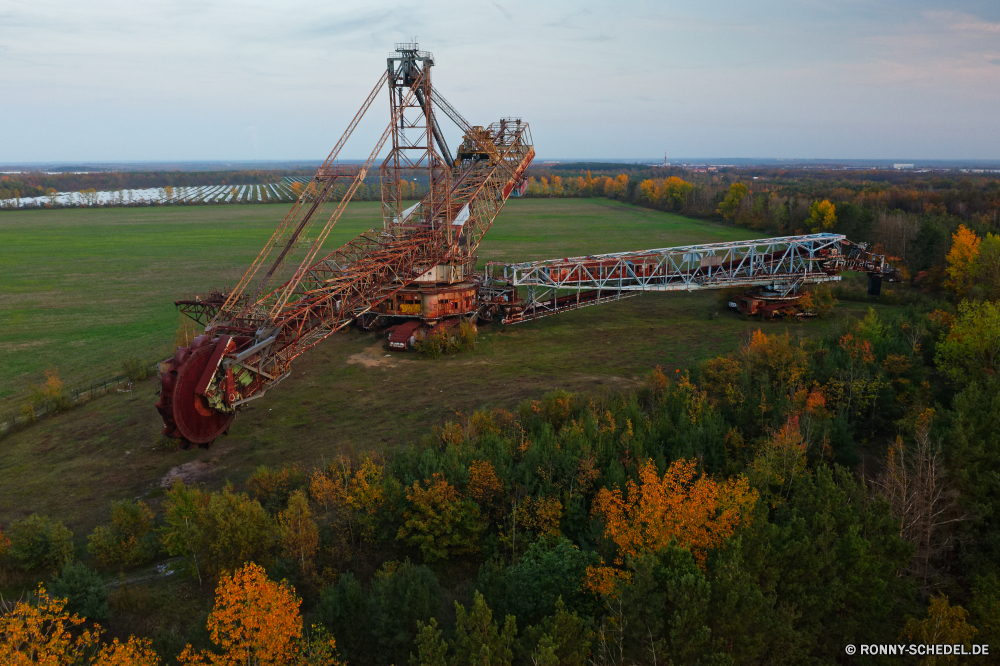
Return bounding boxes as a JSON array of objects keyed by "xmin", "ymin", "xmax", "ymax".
[
  {"xmin": 0, "ymin": 199, "xmax": 756, "ymax": 410},
  {"xmin": 0, "ymin": 199, "xmax": 892, "ymax": 542}
]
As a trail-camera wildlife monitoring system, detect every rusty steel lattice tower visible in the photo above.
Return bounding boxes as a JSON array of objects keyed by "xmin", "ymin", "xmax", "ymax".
[{"xmin": 156, "ymin": 44, "xmax": 534, "ymax": 447}]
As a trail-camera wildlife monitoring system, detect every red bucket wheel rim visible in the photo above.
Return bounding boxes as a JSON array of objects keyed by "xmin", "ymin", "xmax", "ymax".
[{"xmin": 172, "ymin": 344, "xmax": 235, "ymax": 444}]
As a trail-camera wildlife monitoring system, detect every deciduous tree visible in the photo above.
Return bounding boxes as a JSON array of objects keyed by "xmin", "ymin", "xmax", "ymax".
[
  {"xmin": 5, "ymin": 514, "xmax": 74, "ymax": 573},
  {"xmin": 160, "ymin": 480, "xmax": 209, "ymax": 584},
  {"xmin": 901, "ymin": 595, "xmax": 977, "ymax": 660},
  {"xmin": 806, "ymin": 199, "xmax": 836, "ymax": 232},
  {"xmin": 398, "ymin": 474, "xmax": 482, "ymax": 562},
  {"xmin": 178, "ymin": 562, "xmax": 310, "ymax": 666},
  {"xmin": 874, "ymin": 409, "xmax": 962, "ymax": 588},
  {"xmin": 944, "ymin": 224, "xmax": 981, "ymax": 296},
  {"xmin": 278, "ymin": 490, "xmax": 319, "ymax": 576},
  {"xmin": 0, "ymin": 587, "xmax": 160, "ymax": 665},
  {"xmin": 88, "ymin": 499, "xmax": 158, "ymax": 570},
  {"xmin": 592, "ymin": 459, "xmax": 757, "ymax": 567},
  {"xmin": 935, "ymin": 299, "xmax": 1000, "ymax": 383},
  {"xmin": 717, "ymin": 182, "xmax": 749, "ymax": 221}
]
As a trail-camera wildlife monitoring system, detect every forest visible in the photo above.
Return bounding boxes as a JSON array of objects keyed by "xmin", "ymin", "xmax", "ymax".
[{"xmin": 3, "ymin": 167, "xmax": 1000, "ymax": 665}]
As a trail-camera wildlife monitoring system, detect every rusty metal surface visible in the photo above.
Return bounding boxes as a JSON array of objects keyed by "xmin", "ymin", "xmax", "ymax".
[{"xmin": 157, "ymin": 43, "xmax": 534, "ymax": 448}]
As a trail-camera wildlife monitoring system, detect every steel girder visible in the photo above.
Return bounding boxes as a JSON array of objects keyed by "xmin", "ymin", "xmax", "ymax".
[{"xmin": 488, "ymin": 233, "xmax": 899, "ymax": 323}]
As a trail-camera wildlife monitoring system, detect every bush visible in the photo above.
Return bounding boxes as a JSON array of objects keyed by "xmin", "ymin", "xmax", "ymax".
[
  {"xmin": 49, "ymin": 560, "xmax": 108, "ymax": 621},
  {"xmin": 5, "ymin": 514, "xmax": 74, "ymax": 573},
  {"xmin": 121, "ymin": 357, "xmax": 149, "ymax": 382},
  {"xmin": 414, "ymin": 320, "xmax": 478, "ymax": 358},
  {"xmin": 456, "ymin": 320, "xmax": 478, "ymax": 351},
  {"xmin": 29, "ymin": 368, "xmax": 71, "ymax": 414},
  {"xmin": 414, "ymin": 329, "xmax": 447, "ymax": 359},
  {"xmin": 88, "ymin": 499, "xmax": 158, "ymax": 570}
]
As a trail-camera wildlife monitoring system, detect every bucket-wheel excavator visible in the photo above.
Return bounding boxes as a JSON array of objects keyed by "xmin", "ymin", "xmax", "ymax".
[
  {"xmin": 156, "ymin": 44, "xmax": 899, "ymax": 449},
  {"xmin": 157, "ymin": 43, "xmax": 533, "ymax": 447}
]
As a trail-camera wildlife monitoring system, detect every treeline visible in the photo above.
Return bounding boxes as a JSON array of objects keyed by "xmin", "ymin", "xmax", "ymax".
[
  {"xmin": 4, "ymin": 283, "xmax": 1000, "ymax": 662},
  {"xmin": 523, "ymin": 167, "xmax": 1000, "ymax": 290}
]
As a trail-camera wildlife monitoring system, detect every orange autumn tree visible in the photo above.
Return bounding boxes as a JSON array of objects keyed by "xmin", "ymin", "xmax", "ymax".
[
  {"xmin": 592, "ymin": 459, "xmax": 757, "ymax": 568},
  {"xmin": 0, "ymin": 587, "xmax": 160, "ymax": 665},
  {"xmin": 178, "ymin": 562, "xmax": 336, "ymax": 666},
  {"xmin": 944, "ymin": 224, "xmax": 981, "ymax": 296},
  {"xmin": 467, "ymin": 459, "xmax": 504, "ymax": 515}
]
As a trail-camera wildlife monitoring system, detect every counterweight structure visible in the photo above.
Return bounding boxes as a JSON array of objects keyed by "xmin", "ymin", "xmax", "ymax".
[{"xmin": 157, "ymin": 44, "xmax": 534, "ymax": 447}]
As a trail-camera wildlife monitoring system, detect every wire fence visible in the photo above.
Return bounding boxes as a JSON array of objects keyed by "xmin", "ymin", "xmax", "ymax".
[{"xmin": 0, "ymin": 360, "xmax": 161, "ymax": 437}]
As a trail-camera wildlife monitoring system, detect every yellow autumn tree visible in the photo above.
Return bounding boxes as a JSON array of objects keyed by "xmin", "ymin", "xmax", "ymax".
[
  {"xmin": 944, "ymin": 224, "xmax": 981, "ymax": 296},
  {"xmin": 308, "ymin": 455, "xmax": 384, "ymax": 549},
  {"xmin": 717, "ymin": 182, "xmax": 749, "ymax": 221},
  {"xmin": 0, "ymin": 586, "xmax": 160, "ymax": 665},
  {"xmin": 178, "ymin": 562, "xmax": 321, "ymax": 666},
  {"xmin": 806, "ymin": 199, "xmax": 836, "ymax": 232},
  {"xmin": 550, "ymin": 175, "xmax": 564, "ymax": 196},
  {"xmin": 657, "ymin": 176, "xmax": 693, "ymax": 211},
  {"xmin": 278, "ymin": 490, "xmax": 319, "ymax": 577},
  {"xmin": 901, "ymin": 595, "xmax": 977, "ymax": 662},
  {"xmin": 592, "ymin": 459, "xmax": 757, "ymax": 567},
  {"xmin": 518, "ymin": 495, "xmax": 563, "ymax": 539},
  {"xmin": 638, "ymin": 179, "xmax": 657, "ymax": 204},
  {"xmin": 749, "ymin": 416, "xmax": 809, "ymax": 505}
]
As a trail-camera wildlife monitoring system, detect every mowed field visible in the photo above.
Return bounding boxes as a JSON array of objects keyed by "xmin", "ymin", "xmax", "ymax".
[
  {"xmin": 0, "ymin": 199, "xmax": 889, "ymax": 540},
  {"xmin": 0, "ymin": 198, "xmax": 757, "ymax": 410}
]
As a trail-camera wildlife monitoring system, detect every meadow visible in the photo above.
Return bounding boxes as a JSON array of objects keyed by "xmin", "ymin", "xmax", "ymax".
[
  {"xmin": 0, "ymin": 198, "xmax": 892, "ymax": 543},
  {"xmin": 0, "ymin": 198, "xmax": 755, "ymax": 411}
]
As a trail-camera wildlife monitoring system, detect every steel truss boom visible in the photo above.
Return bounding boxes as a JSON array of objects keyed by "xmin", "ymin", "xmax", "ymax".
[
  {"xmin": 158, "ymin": 43, "xmax": 535, "ymax": 448},
  {"xmin": 487, "ymin": 233, "xmax": 900, "ymax": 323}
]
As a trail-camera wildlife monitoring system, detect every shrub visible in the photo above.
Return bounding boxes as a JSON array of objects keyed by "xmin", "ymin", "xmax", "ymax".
[
  {"xmin": 5, "ymin": 514, "xmax": 74, "ymax": 573},
  {"xmin": 121, "ymin": 357, "xmax": 149, "ymax": 382},
  {"xmin": 49, "ymin": 560, "xmax": 109, "ymax": 621},
  {"xmin": 29, "ymin": 368, "xmax": 71, "ymax": 413},
  {"xmin": 414, "ymin": 329, "xmax": 447, "ymax": 359},
  {"xmin": 414, "ymin": 320, "xmax": 478, "ymax": 358},
  {"xmin": 88, "ymin": 499, "xmax": 158, "ymax": 570},
  {"xmin": 456, "ymin": 320, "xmax": 478, "ymax": 351}
]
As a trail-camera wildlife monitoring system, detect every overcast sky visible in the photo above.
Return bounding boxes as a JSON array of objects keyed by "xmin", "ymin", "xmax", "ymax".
[{"xmin": 2, "ymin": 0, "xmax": 999, "ymax": 162}]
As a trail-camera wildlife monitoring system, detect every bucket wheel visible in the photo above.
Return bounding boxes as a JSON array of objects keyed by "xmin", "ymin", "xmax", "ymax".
[{"xmin": 155, "ymin": 336, "xmax": 235, "ymax": 449}]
